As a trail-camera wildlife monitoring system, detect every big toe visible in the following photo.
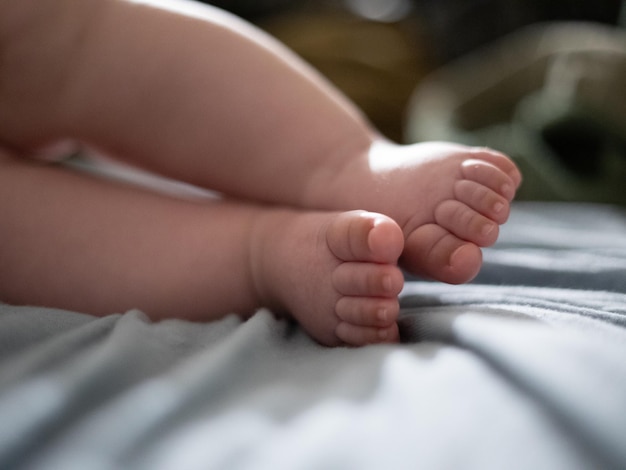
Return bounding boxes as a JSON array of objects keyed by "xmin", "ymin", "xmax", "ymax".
[
  {"xmin": 402, "ymin": 224, "xmax": 482, "ymax": 284},
  {"xmin": 326, "ymin": 210, "xmax": 404, "ymax": 264}
]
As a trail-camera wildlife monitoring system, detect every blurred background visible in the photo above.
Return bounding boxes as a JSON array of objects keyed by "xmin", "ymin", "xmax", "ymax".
[{"xmin": 203, "ymin": 0, "xmax": 626, "ymax": 203}]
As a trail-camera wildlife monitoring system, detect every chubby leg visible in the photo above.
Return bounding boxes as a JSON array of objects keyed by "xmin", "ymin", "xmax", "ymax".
[
  {"xmin": 0, "ymin": 0, "xmax": 519, "ymax": 285},
  {"xmin": 0, "ymin": 151, "xmax": 261, "ymax": 319},
  {"xmin": 0, "ymin": 0, "xmax": 373, "ymax": 204},
  {"xmin": 0, "ymin": 151, "xmax": 403, "ymax": 346}
]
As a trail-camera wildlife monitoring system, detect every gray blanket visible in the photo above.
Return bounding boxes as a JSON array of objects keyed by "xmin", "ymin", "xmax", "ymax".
[{"xmin": 1, "ymin": 202, "xmax": 626, "ymax": 470}]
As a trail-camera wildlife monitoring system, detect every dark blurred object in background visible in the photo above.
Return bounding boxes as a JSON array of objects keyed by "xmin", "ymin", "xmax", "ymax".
[
  {"xmin": 406, "ymin": 22, "xmax": 626, "ymax": 205},
  {"xmin": 206, "ymin": 0, "xmax": 624, "ymax": 62},
  {"xmin": 200, "ymin": 0, "xmax": 625, "ymax": 142},
  {"xmin": 413, "ymin": 0, "xmax": 623, "ymax": 62},
  {"xmin": 204, "ymin": 0, "xmax": 301, "ymax": 20},
  {"xmin": 257, "ymin": 4, "xmax": 430, "ymax": 142}
]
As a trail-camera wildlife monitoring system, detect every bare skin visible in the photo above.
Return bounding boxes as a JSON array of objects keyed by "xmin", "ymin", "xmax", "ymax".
[
  {"xmin": 0, "ymin": 0, "xmax": 520, "ymax": 345},
  {"xmin": 249, "ymin": 207, "xmax": 405, "ymax": 346},
  {"xmin": 0, "ymin": 150, "xmax": 403, "ymax": 346}
]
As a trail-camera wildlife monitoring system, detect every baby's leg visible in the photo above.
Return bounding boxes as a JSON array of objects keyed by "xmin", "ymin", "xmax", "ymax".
[
  {"xmin": 0, "ymin": 0, "xmax": 375, "ymax": 204},
  {"xmin": 0, "ymin": 0, "xmax": 519, "ymax": 285},
  {"xmin": 0, "ymin": 151, "xmax": 403, "ymax": 346}
]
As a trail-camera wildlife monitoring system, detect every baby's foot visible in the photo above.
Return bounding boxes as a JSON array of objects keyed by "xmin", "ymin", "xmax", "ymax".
[
  {"xmin": 307, "ymin": 141, "xmax": 522, "ymax": 284},
  {"xmin": 250, "ymin": 209, "xmax": 404, "ymax": 346}
]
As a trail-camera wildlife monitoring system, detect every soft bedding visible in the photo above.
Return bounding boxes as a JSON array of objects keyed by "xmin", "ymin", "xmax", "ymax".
[{"xmin": 1, "ymin": 201, "xmax": 626, "ymax": 470}]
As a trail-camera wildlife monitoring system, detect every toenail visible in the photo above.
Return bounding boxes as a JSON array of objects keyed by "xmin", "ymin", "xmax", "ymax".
[
  {"xmin": 378, "ymin": 328, "xmax": 388, "ymax": 340},
  {"xmin": 377, "ymin": 308, "xmax": 388, "ymax": 322},
  {"xmin": 482, "ymin": 223, "xmax": 495, "ymax": 236},
  {"xmin": 493, "ymin": 201, "xmax": 505, "ymax": 213},
  {"xmin": 501, "ymin": 183, "xmax": 513, "ymax": 199},
  {"xmin": 448, "ymin": 245, "xmax": 465, "ymax": 267}
]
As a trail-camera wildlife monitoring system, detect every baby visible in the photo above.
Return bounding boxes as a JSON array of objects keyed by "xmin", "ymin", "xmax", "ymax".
[{"xmin": 0, "ymin": 0, "xmax": 521, "ymax": 346}]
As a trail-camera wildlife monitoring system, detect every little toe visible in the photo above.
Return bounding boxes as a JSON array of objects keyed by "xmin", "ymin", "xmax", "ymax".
[
  {"xmin": 469, "ymin": 147, "xmax": 523, "ymax": 188},
  {"xmin": 335, "ymin": 322, "xmax": 400, "ymax": 346},
  {"xmin": 454, "ymin": 179, "xmax": 510, "ymax": 224},
  {"xmin": 326, "ymin": 211, "xmax": 404, "ymax": 264},
  {"xmin": 461, "ymin": 159, "xmax": 517, "ymax": 201},
  {"xmin": 435, "ymin": 199, "xmax": 499, "ymax": 247},
  {"xmin": 402, "ymin": 223, "xmax": 482, "ymax": 284},
  {"xmin": 336, "ymin": 297, "xmax": 399, "ymax": 327},
  {"xmin": 332, "ymin": 263, "xmax": 404, "ymax": 297}
]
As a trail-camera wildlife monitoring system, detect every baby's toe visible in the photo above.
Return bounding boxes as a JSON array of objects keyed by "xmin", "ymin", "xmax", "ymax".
[
  {"xmin": 454, "ymin": 179, "xmax": 510, "ymax": 224},
  {"xmin": 435, "ymin": 199, "xmax": 499, "ymax": 247},
  {"xmin": 335, "ymin": 322, "xmax": 400, "ymax": 346},
  {"xmin": 332, "ymin": 262, "xmax": 404, "ymax": 297},
  {"xmin": 326, "ymin": 211, "xmax": 403, "ymax": 264},
  {"xmin": 402, "ymin": 224, "xmax": 482, "ymax": 284},
  {"xmin": 461, "ymin": 159, "xmax": 516, "ymax": 201},
  {"xmin": 335, "ymin": 296, "xmax": 399, "ymax": 327},
  {"xmin": 469, "ymin": 147, "xmax": 522, "ymax": 188}
]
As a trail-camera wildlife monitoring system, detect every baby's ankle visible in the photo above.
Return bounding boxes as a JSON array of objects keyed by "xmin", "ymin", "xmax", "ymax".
[
  {"xmin": 245, "ymin": 208, "xmax": 297, "ymax": 312},
  {"xmin": 299, "ymin": 135, "xmax": 379, "ymax": 211}
]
